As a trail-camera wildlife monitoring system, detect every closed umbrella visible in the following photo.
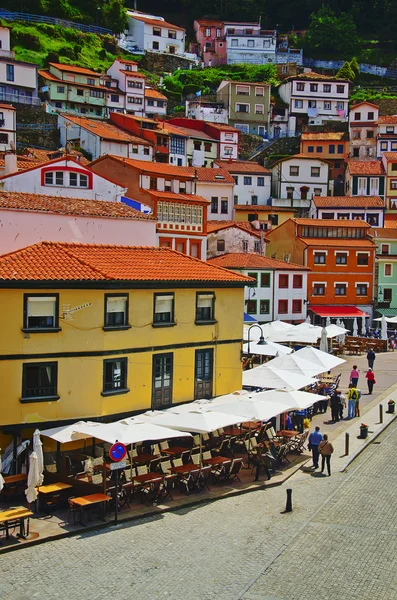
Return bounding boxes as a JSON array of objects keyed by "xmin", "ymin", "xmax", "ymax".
[
  {"xmin": 319, "ymin": 327, "xmax": 328, "ymax": 353},
  {"xmin": 0, "ymin": 452, "xmax": 4, "ymax": 493},
  {"xmin": 340, "ymin": 320, "xmax": 346, "ymax": 344},
  {"xmin": 326, "ymin": 316, "xmax": 331, "ymax": 327},
  {"xmin": 353, "ymin": 318, "xmax": 358, "ymax": 337},
  {"xmin": 33, "ymin": 430, "xmax": 44, "ymax": 486},
  {"xmin": 381, "ymin": 315, "xmax": 388, "ymax": 340},
  {"xmin": 243, "ymin": 365, "xmax": 316, "ymax": 390},
  {"xmin": 25, "ymin": 451, "xmax": 39, "ymax": 504},
  {"xmin": 361, "ymin": 314, "xmax": 366, "ymax": 337},
  {"xmin": 305, "ymin": 315, "xmax": 311, "ymax": 324}
]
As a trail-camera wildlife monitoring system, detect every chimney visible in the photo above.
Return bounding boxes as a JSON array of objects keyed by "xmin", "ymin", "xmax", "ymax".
[{"xmin": 5, "ymin": 152, "xmax": 17, "ymax": 175}]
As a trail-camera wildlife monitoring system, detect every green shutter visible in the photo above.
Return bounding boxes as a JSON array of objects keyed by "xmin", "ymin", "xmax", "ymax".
[
  {"xmin": 380, "ymin": 177, "xmax": 385, "ymax": 196},
  {"xmin": 352, "ymin": 177, "xmax": 358, "ymax": 195}
]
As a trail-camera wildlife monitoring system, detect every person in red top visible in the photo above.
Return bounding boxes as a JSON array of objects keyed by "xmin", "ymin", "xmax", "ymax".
[{"xmin": 365, "ymin": 368, "xmax": 376, "ymax": 394}]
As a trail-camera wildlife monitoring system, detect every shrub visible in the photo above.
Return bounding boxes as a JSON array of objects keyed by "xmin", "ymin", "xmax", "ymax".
[
  {"xmin": 103, "ymin": 35, "xmax": 117, "ymax": 55},
  {"xmin": 11, "ymin": 31, "xmax": 43, "ymax": 51},
  {"xmin": 99, "ymin": 48, "xmax": 107, "ymax": 60},
  {"xmin": 45, "ymin": 51, "xmax": 60, "ymax": 67}
]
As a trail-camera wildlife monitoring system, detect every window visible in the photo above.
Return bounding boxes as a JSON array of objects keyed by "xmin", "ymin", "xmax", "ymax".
[
  {"xmin": 69, "ymin": 172, "xmax": 88, "ymax": 187},
  {"xmin": 168, "ymin": 30, "xmax": 176, "ymax": 39},
  {"xmin": 324, "ymin": 101, "xmax": 331, "ymax": 110},
  {"xmin": 104, "ymin": 295, "xmax": 129, "ymax": 329},
  {"xmin": 336, "ymin": 85, "xmax": 345, "ymax": 94},
  {"xmin": 353, "ymin": 130, "xmax": 361, "ymax": 140},
  {"xmin": 236, "ymin": 103, "xmax": 249, "ymax": 113},
  {"xmin": 246, "ymin": 300, "xmax": 257, "ymax": 315},
  {"xmin": 311, "ymin": 167, "xmax": 320, "ymax": 177},
  {"xmin": 308, "ymin": 146, "xmax": 314, "ymax": 153},
  {"xmin": 255, "ymin": 104, "xmax": 264, "ymax": 114},
  {"xmin": 152, "ymin": 353, "xmax": 173, "ymax": 408},
  {"xmin": 294, "ymin": 99, "xmax": 303, "ymax": 109},
  {"xmin": 6, "ymin": 64, "xmax": 14, "ymax": 81},
  {"xmin": 110, "ymin": 94, "xmax": 119, "ymax": 103},
  {"xmin": 316, "ymin": 146, "xmax": 323, "ymax": 153},
  {"xmin": 260, "ymin": 300, "xmax": 270, "ymax": 314},
  {"xmin": 24, "ymin": 295, "xmax": 59, "ymax": 331},
  {"xmin": 384, "ymin": 288, "xmax": 392, "ymax": 302},
  {"xmin": 76, "ymin": 89, "xmax": 84, "ymax": 96},
  {"xmin": 313, "ymin": 283, "xmax": 325, "ymax": 296},
  {"xmin": 278, "ymin": 299, "xmax": 288, "ymax": 314},
  {"xmin": 231, "ymin": 38, "xmax": 238, "ymax": 46},
  {"xmin": 329, "ymin": 144, "xmax": 335, "ymax": 154},
  {"xmin": 368, "ymin": 111, "xmax": 375, "ymax": 120},
  {"xmin": 195, "ymin": 349, "xmax": 213, "ymax": 399},
  {"xmin": 127, "ymin": 81, "xmax": 143, "ymax": 89},
  {"xmin": 251, "ymin": 195, "xmax": 258, "ymax": 205},
  {"xmin": 217, "ymin": 239, "xmax": 225, "ymax": 252},
  {"xmin": 243, "ymin": 176, "xmax": 253, "ymax": 185},
  {"xmin": 335, "ymin": 283, "xmax": 347, "ymax": 295},
  {"xmin": 216, "ymin": 28, "xmax": 221, "ymax": 37},
  {"xmin": 194, "ymin": 141, "xmax": 201, "ymax": 151},
  {"xmin": 323, "ymin": 84, "xmax": 331, "ymax": 93},
  {"xmin": 296, "ymin": 82, "xmax": 305, "ymax": 91},
  {"xmin": 257, "ymin": 177, "xmax": 265, "ymax": 187},
  {"xmin": 254, "ymin": 241, "xmax": 260, "ymax": 253},
  {"xmin": 356, "ymin": 284, "xmax": 368, "ymax": 296},
  {"xmin": 57, "ymin": 86, "xmax": 65, "ymax": 93},
  {"xmin": 313, "ymin": 188, "xmax": 322, "ymax": 196},
  {"xmin": 261, "ymin": 273, "xmax": 270, "ymax": 287},
  {"xmin": 367, "ymin": 130, "xmax": 374, "ymax": 139},
  {"xmin": 153, "ymin": 27, "xmax": 161, "ymax": 36},
  {"xmin": 290, "ymin": 166, "xmax": 299, "ymax": 176},
  {"xmin": 286, "ymin": 187, "xmax": 294, "ymax": 200},
  {"xmin": 153, "ymin": 293, "xmax": 175, "ymax": 325},
  {"xmin": 247, "ymin": 272, "xmax": 258, "ymax": 286},
  {"xmin": 204, "ymin": 142, "xmax": 212, "ymax": 152},
  {"xmin": 127, "ymin": 96, "xmax": 143, "ymax": 105},
  {"xmin": 357, "ymin": 253, "xmax": 369, "ymax": 266},
  {"xmin": 335, "ymin": 252, "xmax": 347, "ymax": 265},
  {"xmin": 211, "ymin": 197, "xmax": 218, "ymax": 213},
  {"xmin": 21, "ymin": 362, "xmax": 58, "ymax": 402},
  {"xmin": 103, "ymin": 358, "xmax": 128, "ymax": 395},
  {"xmin": 336, "ymin": 102, "xmax": 344, "ymax": 111},
  {"xmin": 242, "ymin": 240, "xmax": 249, "ymax": 251},
  {"xmin": 44, "ymin": 171, "xmax": 64, "ymax": 186},
  {"xmin": 255, "ymin": 87, "xmax": 264, "ymax": 96},
  {"xmin": 386, "ymin": 126, "xmax": 394, "ymax": 134},
  {"xmin": 236, "ymin": 85, "xmax": 250, "ymax": 96},
  {"xmin": 221, "ymin": 199, "xmax": 228, "ymax": 214},
  {"xmin": 152, "ymin": 41, "xmax": 159, "ymax": 50},
  {"xmin": 87, "ymin": 78, "xmax": 95, "ymax": 85},
  {"xmin": 385, "ymin": 263, "xmax": 392, "ymax": 276},
  {"xmin": 247, "ymin": 40, "xmax": 254, "ymax": 48},
  {"xmin": 337, "ymin": 144, "xmax": 344, "ymax": 154},
  {"xmin": 279, "ymin": 274, "xmax": 289, "ymax": 289},
  {"xmin": 314, "ymin": 252, "xmax": 326, "ymax": 264},
  {"xmin": 293, "ymin": 274, "xmax": 303, "ymax": 289},
  {"xmin": 308, "ymin": 100, "xmax": 317, "ymax": 108},
  {"xmin": 380, "ymin": 142, "xmax": 388, "ymax": 151},
  {"xmin": 381, "ymin": 244, "xmax": 390, "ymax": 255},
  {"xmin": 310, "ymin": 83, "xmax": 318, "ymax": 92},
  {"xmin": 322, "ymin": 213, "xmax": 335, "ymax": 219},
  {"xmin": 292, "ymin": 299, "xmax": 302, "ymax": 314},
  {"xmin": 392, "ymin": 143, "xmax": 397, "ymax": 151},
  {"xmin": 196, "ymin": 292, "xmax": 215, "ymax": 322}
]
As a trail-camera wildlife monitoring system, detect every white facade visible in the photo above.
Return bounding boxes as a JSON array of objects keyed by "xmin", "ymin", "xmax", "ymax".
[
  {"xmin": 377, "ymin": 120, "xmax": 397, "ymax": 158},
  {"xmin": 213, "ymin": 161, "xmax": 271, "ymax": 205},
  {"xmin": 197, "ymin": 181, "xmax": 234, "ymax": 221},
  {"xmin": 144, "ymin": 91, "xmax": 167, "ymax": 118},
  {"xmin": 0, "ymin": 26, "xmax": 39, "ymax": 106},
  {"xmin": 0, "ymin": 103, "xmax": 16, "ymax": 151},
  {"xmin": 309, "ymin": 199, "xmax": 384, "ymax": 227},
  {"xmin": 207, "ymin": 226, "xmax": 264, "ymax": 258},
  {"xmin": 279, "ymin": 77, "xmax": 350, "ymax": 125},
  {"xmin": 271, "ymin": 156, "xmax": 330, "ymax": 201},
  {"xmin": 349, "ymin": 102, "xmax": 379, "ymax": 160},
  {"xmin": 224, "ymin": 24, "xmax": 276, "ymax": 65},
  {"xmin": 218, "ymin": 129, "xmax": 239, "ymax": 160},
  {"xmin": 185, "ymin": 100, "xmax": 228, "ymax": 124},
  {"xmin": 126, "ymin": 12, "xmax": 185, "ymax": 55},
  {"xmin": 0, "ymin": 158, "xmax": 127, "ymax": 201}
]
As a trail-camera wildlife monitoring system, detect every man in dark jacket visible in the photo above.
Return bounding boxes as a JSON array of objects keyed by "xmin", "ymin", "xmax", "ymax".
[
  {"xmin": 367, "ymin": 349, "xmax": 376, "ymax": 369},
  {"xmin": 330, "ymin": 390, "xmax": 340, "ymax": 423}
]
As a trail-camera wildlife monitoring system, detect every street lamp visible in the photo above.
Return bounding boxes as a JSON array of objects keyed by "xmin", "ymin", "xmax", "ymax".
[{"xmin": 247, "ymin": 323, "xmax": 266, "ymax": 354}]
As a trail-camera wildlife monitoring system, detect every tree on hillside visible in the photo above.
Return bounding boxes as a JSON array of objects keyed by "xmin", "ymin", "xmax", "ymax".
[
  {"xmin": 303, "ymin": 7, "xmax": 360, "ymax": 57},
  {"xmin": 336, "ymin": 61, "xmax": 355, "ymax": 80},
  {"xmin": 102, "ymin": 0, "xmax": 128, "ymax": 33}
]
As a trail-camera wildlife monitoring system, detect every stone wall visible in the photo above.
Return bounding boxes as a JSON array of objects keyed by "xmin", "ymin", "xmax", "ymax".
[{"xmin": 140, "ymin": 52, "xmax": 195, "ymax": 74}]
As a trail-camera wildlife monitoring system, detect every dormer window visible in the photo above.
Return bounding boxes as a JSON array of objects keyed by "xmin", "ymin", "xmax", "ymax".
[
  {"xmin": 70, "ymin": 172, "xmax": 88, "ymax": 187},
  {"xmin": 45, "ymin": 171, "xmax": 64, "ymax": 186},
  {"xmin": 43, "ymin": 168, "xmax": 91, "ymax": 189}
]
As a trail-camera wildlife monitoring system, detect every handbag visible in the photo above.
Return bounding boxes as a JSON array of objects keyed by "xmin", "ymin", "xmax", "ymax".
[{"xmin": 308, "ymin": 442, "xmax": 312, "ymax": 451}]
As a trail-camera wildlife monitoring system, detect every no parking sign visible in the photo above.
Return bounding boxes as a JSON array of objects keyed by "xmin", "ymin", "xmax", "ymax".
[{"xmin": 109, "ymin": 442, "xmax": 127, "ymax": 462}]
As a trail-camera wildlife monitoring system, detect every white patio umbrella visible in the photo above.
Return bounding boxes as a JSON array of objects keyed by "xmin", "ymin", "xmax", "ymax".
[
  {"xmin": 319, "ymin": 327, "xmax": 328, "ymax": 353},
  {"xmin": 361, "ymin": 314, "xmax": 366, "ymax": 337},
  {"xmin": 243, "ymin": 340, "xmax": 293, "ymax": 357},
  {"xmin": 294, "ymin": 346, "xmax": 345, "ymax": 371},
  {"xmin": 139, "ymin": 409, "xmax": 245, "ymax": 434},
  {"xmin": 381, "ymin": 315, "xmax": 388, "ymax": 340},
  {"xmin": 325, "ymin": 324, "xmax": 349, "ymax": 339},
  {"xmin": 40, "ymin": 421, "xmax": 102, "ymax": 443},
  {"xmin": 78, "ymin": 419, "xmax": 193, "ymax": 445},
  {"xmin": 243, "ymin": 365, "xmax": 316, "ymax": 390},
  {"xmin": 0, "ymin": 452, "xmax": 4, "ymax": 493},
  {"xmin": 167, "ymin": 390, "xmax": 250, "ymax": 413},
  {"xmin": 374, "ymin": 315, "xmax": 397, "ymax": 324},
  {"xmin": 353, "ymin": 318, "xmax": 358, "ymax": 337},
  {"xmin": 33, "ymin": 430, "xmax": 44, "ymax": 486},
  {"xmin": 25, "ymin": 451, "xmax": 40, "ymax": 504},
  {"xmin": 265, "ymin": 328, "xmax": 319, "ymax": 344},
  {"xmin": 266, "ymin": 354, "xmax": 324, "ymax": 378}
]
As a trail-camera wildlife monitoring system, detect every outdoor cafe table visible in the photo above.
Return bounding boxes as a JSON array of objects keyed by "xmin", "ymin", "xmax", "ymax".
[
  {"xmin": 223, "ymin": 426, "xmax": 244, "ymax": 437},
  {"xmin": 170, "ymin": 464, "xmax": 199, "ymax": 475},
  {"xmin": 131, "ymin": 472, "xmax": 162, "ymax": 485},
  {"xmin": 69, "ymin": 493, "xmax": 111, "ymax": 523},
  {"xmin": 202, "ymin": 456, "xmax": 231, "ymax": 466},
  {"xmin": 277, "ymin": 430, "xmax": 299, "ymax": 442},
  {"xmin": 3, "ymin": 474, "xmax": 27, "ymax": 485},
  {"xmin": 132, "ymin": 453, "xmax": 160, "ymax": 466},
  {"xmin": 0, "ymin": 506, "xmax": 33, "ymax": 540},
  {"xmin": 38, "ymin": 482, "xmax": 73, "ymax": 495},
  {"xmin": 161, "ymin": 446, "xmax": 189, "ymax": 457}
]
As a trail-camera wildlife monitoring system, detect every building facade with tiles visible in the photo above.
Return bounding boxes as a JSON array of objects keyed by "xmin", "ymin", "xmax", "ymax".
[
  {"xmin": 310, "ymin": 195, "xmax": 385, "ymax": 227},
  {"xmin": 213, "ymin": 160, "xmax": 271, "ymax": 206},
  {"xmin": 345, "ymin": 160, "xmax": 385, "ymax": 200},
  {"xmin": 0, "ymin": 242, "xmax": 248, "ymax": 450},
  {"xmin": 374, "ymin": 228, "xmax": 397, "ymax": 317}
]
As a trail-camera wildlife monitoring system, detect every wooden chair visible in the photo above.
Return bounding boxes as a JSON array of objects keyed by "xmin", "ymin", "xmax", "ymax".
[
  {"xmin": 160, "ymin": 460, "xmax": 172, "ymax": 474},
  {"xmin": 140, "ymin": 480, "xmax": 162, "ymax": 505},
  {"xmin": 225, "ymin": 458, "xmax": 243, "ymax": 482},
  {"xmin": 159, "ymin": 474, "xmax": 177, "ymax": 502}
]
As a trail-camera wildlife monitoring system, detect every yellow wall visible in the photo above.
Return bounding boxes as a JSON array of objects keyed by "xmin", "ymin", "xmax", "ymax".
[
  {"xmin": 234, "ymin": 209, "xmax": 295, "ymax": 225},
  {"xmin": 0, "ymin": 286, "xmax": 244, "ymax": 431}
]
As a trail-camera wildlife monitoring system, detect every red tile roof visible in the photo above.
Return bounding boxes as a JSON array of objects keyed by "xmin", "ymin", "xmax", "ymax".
[
  {"xmin": 0, "ymin": 157, "xmax": 42, "ymax": 170},
  {"xmin": 194, "ymin": 167, "xmax": 235, "ymax": 184},
  {"xmin": 378, "ymin": 116, "xmax": 397, "ymax": 124},
  {"xmin": 204, "ymin": 123, "xmax": 240, "ymax": 132},
  {"xmin": 22, "ymin": 148, "xmax": 90, "ymax": 166},
  {"xmin": 345, "ymin": 160, "xmax": 385, "ymax": 175},
  {"xmin": 301, "ymin": 132, "xmax": 346, "ymax": 141},
  {"xmin": 39, "ymin": 69, "xmax": 107, "ymax": 90},
  {"xmin": 350, "ymin": 101, "xmax": 379, "ymax": 109},
  {"xmin": 0, "ymin": 242, "xmax": 249, "ymax": 283},
  {"xmin": 208, "ymin": 253, "xmax": 308, "ymax": 270},
  {"xmin": 127, "ymin": 12, "xmax": 185, "ymax": 30},
  {"xmin": 0, "ymin": 191, "xmax": 154, "ymax": 220},
  {"xmin": 384, "ymin": 214, "xmax": 397, "ymax": 227},
  {"xmin": 173, "ymin": 126, "xmax": 217, "ymax": 141},
  {"xmin": 60, "ymin": 114, "xmax": 151, "ymax": 145},
  {"xmin": 295, "ymin": 218, "xmax": 371, "ymax": 228},
  {"xmin": 300, "ymin": 238, "xmax": 376, "ymax": 248},
  {"xmin": 214, "ymin": 160, "xmax": 270, "ymax": 174},
  {"xmin": 49, "ymin": 63, "xmax": 101, "ymax": 76},
  {"xmin": 313, "ymin": 196, "xmax": 384, "ymax": 208},
  {"xmin": 207, "ymin": 220, "xmax": 263, "ymax": 238},
  {"xmin": 383, "ymin": 152, "xmax": 397, "ymax": 161},
  {"xmin": 271, "ymin": 153, "xmax": 331, "ymax": 166},
  {"xmin": 116, "ymin": 58, "xmax": 138, "ymax": 65},
  {"xmin": 162, "ymin": 123, "xmax": 189, "ymax": 137},
  {"xmin": 234, "ymin": 205, "xmax": 296, "ymax": 212},
  {"xmin": 146, "ymin": 190, "xmax": 209, "ymax": 204},
  {"xmin": 375, "ymin": 227, "xmax": 397, "ymax": 239},
  {"xmin": 145, "ymin": 88, "xmax": 168, "ymax": 100},
  {"xmin": 119, "ymin": 70, "xmax": 146, "ymax": 78},
  {"xmin": 0, "ymin": 103, "xmax": 15, "ymax": 110}
]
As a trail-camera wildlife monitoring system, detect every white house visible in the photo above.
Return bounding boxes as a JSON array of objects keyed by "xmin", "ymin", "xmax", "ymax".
[
  {"xmin": 207, "ymin": 252, "xmax": 309, "ymax": 322},
  {"xmin": 271, "ymin": 154, "xmax": 330, "ymax": 203},
  {"xmin": 106, "ymin": 58, "xmax": 145, "ymax": 116},
  {"xmin": 310, "ymin": 195, "xmax": 385, "ymax": 227},
  {"xmin": 0, "ymin": 156, "xmax": 127, "ymax": 201},
  {"xmin": 58, "ymin": 114, "xmax": 153, "ymax": 161},
  {"xmin": 126, "ymin": 11, "xmax": 186, "ymax": 55},
  {"xmin": 279, "ymin": 73, "xmax": 350, "ymax": 126},
  {"xmin": 185, "ymin": 99, "xmax": 228, "ymax": 124},
  {"xmin": 0, "ymin": 26, "xmax": 39, "ymax": 106},
  {"xmin": 195, "ymin": 167, "xmax": 235, "ymax": 220},
  {"xmin": 0, "ymin": 103, "xmax": 16, "ymax": 151},
  {"xmin": 377, "ymin": 116, "xmax": 397, "ymax": 158},
  {"xmin": 0, "ymin": 191, "xmax": 156, "ymax": 254},
  {"xmin": 224, "ymin": 23, "xmax": 276, "ymax": 65},
  {"xmin": 207, "ymin": 220, "xmax": 267, "ymax": 258},
  {"xmin": 349, "ymin": 101, "xmax": 379, "ymax": 160},
  {"xmin": 214, "ymin": 159, "xmax": 271, "ymax": 206},
  {"xmin": 144, "ymin": 88, "xmax": 168, "ymax": 118}
]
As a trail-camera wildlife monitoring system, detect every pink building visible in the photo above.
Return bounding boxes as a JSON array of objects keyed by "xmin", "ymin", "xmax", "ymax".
[{"xmin": 193, "ymin": 20, "xmax": 227, "ymax": 66}]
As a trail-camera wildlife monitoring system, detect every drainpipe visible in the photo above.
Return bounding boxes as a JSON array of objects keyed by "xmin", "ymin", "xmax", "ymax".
[{"xmin": 272, "ymin": 269, "xmax": 276, "ymax": 321}]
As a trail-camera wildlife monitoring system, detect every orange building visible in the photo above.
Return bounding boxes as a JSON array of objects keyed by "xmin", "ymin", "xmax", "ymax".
[
  {"xmin": 300, "ymin": 132, "xmax": 349, "ymax": 190},
  {"xmin": 109, "ymin": 112, "xmax": 170, "ymax": 162},
  {"xmin": 266, "ymin": 218, "xmax": 377, "ymax": 324}
]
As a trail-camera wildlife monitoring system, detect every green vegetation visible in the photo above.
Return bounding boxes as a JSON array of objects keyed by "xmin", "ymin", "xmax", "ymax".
[
  {"xmin": 350, "ymin": 88, "xmax": 397, "ymax": 104},
  {"xmin": 302, "ymin": 7, "xmax": 360, "ymax": 59}
]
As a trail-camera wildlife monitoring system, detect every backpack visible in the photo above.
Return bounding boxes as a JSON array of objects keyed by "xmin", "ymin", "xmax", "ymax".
[{"xmin": 350, "ymin": 388, "xmax": 359, "ymax": 401}]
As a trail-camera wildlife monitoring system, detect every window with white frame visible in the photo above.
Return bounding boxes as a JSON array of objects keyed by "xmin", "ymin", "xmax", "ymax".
[
  {"xmin": 247, "ymin": 40, "xmax": 254, "ymax": 47},
  {"xmin": 356, "ymin": 283, "xmax": 368, "ymax": 296},
  {"xmin": 294, "ymin": 99, "xmax": 303, "ymax": 109},
  {"xmin": 335, "ymin": 283, "xmax": 347, "ymax": 295},
  {"xmin": 236, "ymin": 85, "xmax": 250, "ymax": 95},
  {"xmin": 358, "ymin": 177, "xmax": 367, "ymax": 195},
  {"xmin": 104, "ymin": 295, "xmax": 129, "ymax": 328},
  {"xmin": 313, "ymin": 282, "xmax": 325, "ymax": 295},
  {"xmin": 236, "ymin": 103, "xmax": 249, "ymax": 113},
  {"xmin": 24, "ymin": 295, "xmax": 58, "ymax": 330},
  {"xmin": 324, "ymin": 101, "xmax": 331, "ymax": 110},
  {"xmin": 196, "ymin": 293, "xmax": 215, "ymax": 322},
  {"xmin": 290, "ymin": 166, "xmax": 299, "ymax": 176},
  {"xmin": 153, "ymin": 294, "xmax": 174, "ymax": 325},
  {"xmin": 255, "ymin": 87, "xmax": 264, "ymax": 96},
  {"xmin": 69, "ymin": 172, "xmax": 88, "ymax": 187},
  {"xmin": 255, "ymin": 104, "xmax": 264, "ymax": 114},
  {"xmin": 231, "ymin": 39, "xmax": 238, "ymax": 46},
  {"xmin": 370, "ymin": 177, "xmax": 379, "ymax": 195},
  {"xmin": 44, "ymin": 171, "xmax": 64, "ymax": 186}
]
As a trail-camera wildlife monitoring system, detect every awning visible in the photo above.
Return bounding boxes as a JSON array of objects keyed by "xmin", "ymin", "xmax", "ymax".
[
  {"xmin": 310, "ymin": 306, "xmax": 369, "ymax": 318},
  {"xmin": 376, "ymin": 308, "xmax": 397, "ymax": 317},
  {"xmin": 244, "ymin": 312, "xmax": 257, "ymax": 323}
]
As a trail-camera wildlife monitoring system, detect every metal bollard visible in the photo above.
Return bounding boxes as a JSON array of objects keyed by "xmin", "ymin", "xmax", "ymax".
[
  {"xmin": 379, "ymin": 404, "xmax": 383, "ymax": 424},
  {"xmin": 285, "ymin": 488, "xmax": 292, "ymax": 512},
  {"xmin": 345, "ymin": 432, "xmax": 349, "ymax": 456}
]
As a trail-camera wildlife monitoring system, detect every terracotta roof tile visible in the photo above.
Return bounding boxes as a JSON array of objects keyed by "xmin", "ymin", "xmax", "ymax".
[
  {"xmin": 60, "ymin": 114, "xmax": 151, "ymax": 145},
  {"xmin": 313, "ymin": 196, "xmax": 384, "ymax": 208},
  {"xmin": 161, "ymin": 123, "xmax": 189, "ymax": 137},
  {"xmin": 0, "ymin": 157, "xmax": 42, "ymax": 170},
  {"xmin": 375, "ymin": 227, "xmax": 397, "ymax": 239},
  {"xmin": 204, "ymin": 123, "xmax": 240, "ymax": 132},
  {"xmin": 172, "ymin": 127, "xmax": 216, "ymax": 141},
  {"xmin": 295, "ymin": 218, "xmax": 371, "ymax": 228},
  {"xmin": 384, "ymin": 214, "xmax": 397, "ymax": 227},
  {"xmin": 116, "ymin": 58, "xmax": 138, "ymax": 65},
  {"xmin": 299, "ymin": 238, "xmax": 376, "ymax": 248},
  {"xmin": 145, "ymin": 88, "xmax": 168, "ymax": 100},
  {"xmin": 119, "ymin": 70, "xmax": 146, "ymax": 78},
  {"xmin": 194, "ymin": 167, "xmax": 235, "ymax": 184},
  {"xmin": 208, "ymin": 253, "xmax": 308, "ymax": 270},
  {"xmin": 214, "ymin": 160, "xmax": 270, "ymax": 174},
  {"xmin": 49, "ymin": 63, "xmax": 101, "ymax": 76},
  {"xmin": 383, "ymin": 152, "xmax": 397, "ymax": 161},
  {"xmin": 345, "ymin": 160, "xmax": 385, "ymax": 175},
  {"xmin": 127, "ymin": 12, "xmax": 185, "ymax": 30},
  {"xmin": 0, "ymin": 103, "xmax": 15, "ymax": 110},
  {"xmin": 207, "ymin": 220, "xmax": 262, "ymax": 238},
  {"xmin": 350, "ymin": 101, "xmax": 379, "ymax": 109},
  {"xmin": 301, "ymin": 132, "xmax": 346, "ymax": 141},
  {"xmin": 39, "ymin": 69, "xmax": 107, "ymax": 90},
  {"xmin": 234, "ymin": 205, "xmax": 296, "ymax": 212},
  {"xmin": 146, "ymin": 190, "xmax": 209, "ymax": 204},
  {"xmin": 378, "ymin": 115, "xmax": 397, "ymax": 124},
  {"xmin": 22, "ymin": 148, "xmax": 89, "ymax": 165},
  {"xmin": 271, "ymin": 153, "xmax": 331, "ymax": 165},
  {"xmin": 0, "ymin": 191, "xmax": 155, "ymax": 220},
  {"xmin": 0, "ymin": 242, "xmax": 249, "ymax": 283}
]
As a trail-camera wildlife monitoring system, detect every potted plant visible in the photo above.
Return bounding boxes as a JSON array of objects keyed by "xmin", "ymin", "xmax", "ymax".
[
  {"xmin": 360, "ymin": 423, "xmax": 369, "ymax": 439},
  {"xmin": 387, "ymin": 399, "xmax": 395, "ymax": 414}
]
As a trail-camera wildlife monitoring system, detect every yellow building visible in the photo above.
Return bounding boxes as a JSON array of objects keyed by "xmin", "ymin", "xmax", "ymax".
[
  {"xmin": 0, "ymin": 241, "xmax": 248, "ymax": 449},
  {"xmin": 233, "ymin": 205, "xmax": 296, "ymax": 228}
]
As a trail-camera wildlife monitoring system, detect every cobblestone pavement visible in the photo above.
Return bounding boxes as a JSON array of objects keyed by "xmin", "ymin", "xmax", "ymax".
[{"xmin": 2, "ymin": 420, "xmax": 397, "ymax": 600}]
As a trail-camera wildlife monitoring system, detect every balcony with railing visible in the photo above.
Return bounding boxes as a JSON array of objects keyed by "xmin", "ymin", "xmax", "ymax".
[
  {"xmin": 0, "ymin": 49, "xmax": 14, "ymax": 59},
  {"xmin": 0, "ymin": 91, "xmax": 40, "ymax": 106}
]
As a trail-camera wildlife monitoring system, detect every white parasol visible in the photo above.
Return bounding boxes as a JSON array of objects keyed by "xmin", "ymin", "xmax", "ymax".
[
  {"xmin": 381, "ymin": 315, "xmax": 388, "ymax": 340},
  {"xmin": 25, "ymin": 451, "xmax": 39, "ymax": 504},
  {"xmin": 353, "ymin": 318, "xmax": 358, "ymax": 337},
  {"xmin": 33, "ymin": 430, "xmax": 44, "ymax": 486},
  {"xmin": 361, "ymin": 314, "xmax": 366, "ymax": 337},
  {"xmin": 243, "ymin": 340, "xmax": 293, "ymax": 357},
  {"xmin": 0, "ymin": 451, "xmax": 4, "ymax": 492},
  {"xmin": 319, "ymin": 327, "xmax": 328, "ymax": 353}
]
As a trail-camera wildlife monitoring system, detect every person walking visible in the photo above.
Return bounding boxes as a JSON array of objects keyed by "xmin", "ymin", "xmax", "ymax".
[
  {"xmin": 367, "ymin": 349, "xmax": 376, "ymax": 369},
  {"xmin": 347, "ymin": 384, "xmax": 359, "ymax": 418},
  {"xmin": 338, "ymin": 390, "xmax": 346, "ymax": 420},
  {"xmin": 319, "ymin": 434, "xmax": 334, "ymax": 476},
  {"xmin": 330, "ymin": 390, "xmax": 340, "ymax": 423},
  {"xmin": 308, "ymin": 426, "xmax": 323, "ymax": 470},
  {"xmin": 366, "ymin": 368, "xmax": 376, "ymax": 394},
  {"xmin": 350, "ymin": 365, "xmax": 359, "ymax": 387}
]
